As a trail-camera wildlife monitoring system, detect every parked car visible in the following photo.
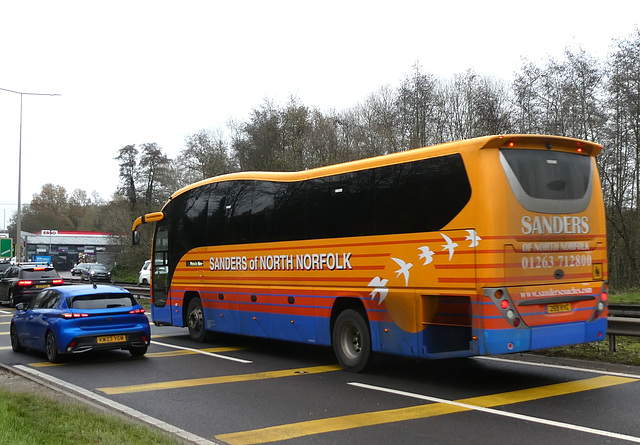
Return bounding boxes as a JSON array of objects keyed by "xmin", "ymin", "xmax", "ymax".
[
  {"xmin": 70, "ymin": 263, "xmax": 90, "ymax": 276},
  {"xmin": 0, "ymin": 264, "xmax": 63, "ymax": 307},
  {"xmin": 10, "ymin": 284, "xmax": 150, "ymax": 363},
  {"xmin": 138, "ymin": 260, "xmax": 151, "ymax": 285},
  {"xmin": 80, "ymin": 263, "xmax": 112, "ymax": 282}
]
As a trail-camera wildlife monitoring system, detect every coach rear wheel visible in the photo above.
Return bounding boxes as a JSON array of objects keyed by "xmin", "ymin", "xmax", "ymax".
[
  {"xmin": 187, "ymin": 298, "xmax": 207, "ymax": 342},
  {"xmin": 332, "ymin": 309, "xmax": 372, "ymax": 373}
]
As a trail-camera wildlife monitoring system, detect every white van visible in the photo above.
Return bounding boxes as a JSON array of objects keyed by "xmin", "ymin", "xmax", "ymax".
[{"xmin": 138, "ymin": 260, "xmax": 151, "ymax": 285}]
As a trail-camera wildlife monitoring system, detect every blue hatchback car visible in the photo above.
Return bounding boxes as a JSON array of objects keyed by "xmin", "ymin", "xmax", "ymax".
[{"xmin": 10, "ymin": 284, "xmax": 150, "ymax": 363}]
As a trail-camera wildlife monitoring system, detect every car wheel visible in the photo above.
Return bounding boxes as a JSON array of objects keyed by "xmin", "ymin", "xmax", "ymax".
[
  {"xmin": 45, "ymin": 331, "xmax": 61, "ymax": 363},
  {"xmin": 8, "ymin": 290, "xmax": 16, "ymax": 307},
  {"xmin": 187, "ymin": 298, "xmax": 207, "ymax": 342},
  {"xmin": 332, "ymin": 309, "xmax": 372, "ymax": 373},
  {"xmin": 129, "ymin": 345, "xmax": 148, "ymax": 357},
  {"xmin": 10, "ymin": 324, "xmax": 25, "ymax": 353}
]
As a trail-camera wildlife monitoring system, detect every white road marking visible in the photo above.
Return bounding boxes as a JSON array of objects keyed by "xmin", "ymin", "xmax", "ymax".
[
  {"xmin": 151, "ymin": 340, "xmax": 252, "ymax": 364},
  {"xmin": 477, "ymin": 356, "xmax": 640, "ymax": 379}
]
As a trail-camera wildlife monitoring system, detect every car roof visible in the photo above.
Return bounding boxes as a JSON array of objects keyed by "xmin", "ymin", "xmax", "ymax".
[{"xmin": 47, "ymin": 284, "xmax": 130, "ymax": 297}]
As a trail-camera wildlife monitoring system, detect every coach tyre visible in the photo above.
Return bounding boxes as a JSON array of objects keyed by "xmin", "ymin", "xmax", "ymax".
[
  {"xmin": 333, "ymin": 309, "xmax": 372, "ymax": 373},
  {"xmin": 187, "ymin": 298, "xmax": 207, "ymax": 342}
]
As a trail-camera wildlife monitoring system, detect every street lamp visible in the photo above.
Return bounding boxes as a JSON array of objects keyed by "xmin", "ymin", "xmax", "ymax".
[{"xmin": 0, "ymin": 87, "xmax": 60, "ymax": 262}]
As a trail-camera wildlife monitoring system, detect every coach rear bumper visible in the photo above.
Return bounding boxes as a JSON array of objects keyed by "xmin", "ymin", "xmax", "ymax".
[{"xmin": 481, "ymin": 316, "xmax": 607, "ymax": 355}]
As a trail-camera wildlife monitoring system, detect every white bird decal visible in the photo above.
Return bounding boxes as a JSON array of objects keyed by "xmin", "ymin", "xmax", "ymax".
[
  {"xmin": 441, "ymin": 233, "xmax": 458, "ymax": 261},
  {"xmin": 368, "ymin": 277, "xmax": 389, "ymax": 304},
  {"xmin": 465, "ymin": 229, "xmax": 481, "ymax": 247},
  {"xmin": 418, "ymin": 246, "xmax": 435, "ymax": 265},
  {"xmin": 391, "ymin": 257, "xmax": 413, "ymax": 286}
]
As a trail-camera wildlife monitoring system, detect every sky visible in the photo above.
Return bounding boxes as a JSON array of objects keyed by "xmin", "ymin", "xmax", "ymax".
[{"xmin": 1, "ymin": 0, "xmax": 639, "ymax": 231}]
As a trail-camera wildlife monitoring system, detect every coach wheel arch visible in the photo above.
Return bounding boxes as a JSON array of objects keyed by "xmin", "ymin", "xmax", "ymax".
[{"xmin": 331, "ymin": 298, "xmax": 373, "ymax": 373}]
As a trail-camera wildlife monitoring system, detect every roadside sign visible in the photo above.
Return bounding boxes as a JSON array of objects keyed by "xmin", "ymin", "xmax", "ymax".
[
  {"xmin": 0, "ymin": 238, "xmax": 12, "ymax": 258},
  {"xmin": 34, "ymin": 255, "xmax": 52, "ymax": 264}
]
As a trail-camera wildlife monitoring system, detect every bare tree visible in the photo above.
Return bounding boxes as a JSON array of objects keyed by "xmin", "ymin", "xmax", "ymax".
[{"xmin": 115, "ymin": 144, "xmax": 138, "ymax": 207}]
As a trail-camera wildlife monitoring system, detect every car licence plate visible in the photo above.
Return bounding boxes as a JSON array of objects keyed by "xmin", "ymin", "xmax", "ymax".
[
  {"xmin": 97, "ymin": 335, "xmax": 126, "ymax": 344},
  {"xmin": 547, "ymin": 303, "xmax": 572, "ymax": 313},
  {"xmin": 35, "ymin": 284, "xmax": 50, "ymax": 288}
]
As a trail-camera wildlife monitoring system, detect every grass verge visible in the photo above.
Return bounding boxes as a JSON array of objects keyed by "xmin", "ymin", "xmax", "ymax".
[
  {"xmin": 534, "ymin": 336, "xmax": 640, "ymax": 367},
  {"xmin": 0, "ymin": 388, "xmax": 181, "ymax": 445}
]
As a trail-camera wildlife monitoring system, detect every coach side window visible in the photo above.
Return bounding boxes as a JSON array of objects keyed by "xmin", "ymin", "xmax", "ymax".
[
  {"xmin": 306, "ymin": 170, "xmax": 374, "ymax": 239},
  {"xmin": 374, "ymin": 154, "xmax": 471, "ymax": 234}
]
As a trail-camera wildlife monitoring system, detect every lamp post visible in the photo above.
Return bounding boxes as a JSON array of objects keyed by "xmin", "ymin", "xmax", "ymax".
[{"xmin": 0, "ymin": 87, "xmax": 60, "ymax": 262}]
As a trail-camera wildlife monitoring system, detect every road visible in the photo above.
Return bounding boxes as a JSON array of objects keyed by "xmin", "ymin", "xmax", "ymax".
[{"xmin": 1, "ymin": 301, "xmax": 640, "ymax": 445}]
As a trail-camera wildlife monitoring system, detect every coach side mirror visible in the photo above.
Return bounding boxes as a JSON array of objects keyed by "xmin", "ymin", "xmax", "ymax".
[{"xmin": 132, "ymin": 230, "xmax": 140, "ymax": 246}]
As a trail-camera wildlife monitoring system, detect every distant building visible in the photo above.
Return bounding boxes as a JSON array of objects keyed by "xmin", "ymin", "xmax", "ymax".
[{"xmin": 23, "ymin": 230, "xmax": 125, "ymax": 271}]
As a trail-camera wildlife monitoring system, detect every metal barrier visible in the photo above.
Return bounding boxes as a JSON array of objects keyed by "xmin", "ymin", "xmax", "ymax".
[{"xmin": 607, "ymin": 304, "xmax": 640, "ymax": 352}]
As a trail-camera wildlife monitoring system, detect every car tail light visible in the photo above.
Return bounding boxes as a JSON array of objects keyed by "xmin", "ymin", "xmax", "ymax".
[
  {"xmin": 63, "ymin": 313, "xmax": 89, "ymax": 318},
  {"xmin": 33, "ymin": 267, "xmax": 46, "ymax": 271},
  {"xmin": 53, "ymin": 279, "xmax": 63, "ymax": 285},
  {"xmin": 66, "ymin": 341, "xmax": 78, "ymax": 352},
  {"xmin": 17, "ymin": 280, "xmax": 33, "ymax": 286},
  {"xmin": 129, "ymin": 308, "xmax": 145, "ymax": 314}
]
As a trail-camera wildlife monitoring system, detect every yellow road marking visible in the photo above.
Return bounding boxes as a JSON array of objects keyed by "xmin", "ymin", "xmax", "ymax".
[
  {"xmin": 98, "ymin": 364, "xmax": 342, "ymax": 395},
  {"xmin": 29, "ymin": 346, "xmax": 247, "ymax": 367},
  {"xmin": 216, "ymin": 375, "xmax": 637, "ymax": 445},
  {"xmin": 0, "ymin": 321, "xmax": 11, "ymax": 325},
  {"xmin": 0, "ymin": 346, "xmax": 12, "ymax": 350}
]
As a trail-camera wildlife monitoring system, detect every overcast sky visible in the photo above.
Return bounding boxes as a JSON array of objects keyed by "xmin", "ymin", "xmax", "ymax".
[{"xmin": 1, "ymin": 0, "xmax": 639, "ymax": 231}]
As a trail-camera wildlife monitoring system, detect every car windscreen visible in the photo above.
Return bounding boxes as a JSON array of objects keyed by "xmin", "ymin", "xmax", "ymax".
[
  {"xmin": 21, "ymin": 269, "xmax": 59, "ymax": 279},
  {"xmin": 68, "ymin": 293, "xmax": 137, "ymax": 309},
  {"xmin": 89, "ymin": 265, "xmax": 108, "ymax": 271}
]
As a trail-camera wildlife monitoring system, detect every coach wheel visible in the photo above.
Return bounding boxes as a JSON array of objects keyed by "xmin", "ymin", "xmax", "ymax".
[
  {"xmin": 46, "ymin": 331, "xmax": 60, "ymax": 364},
  {"xmin": 332, "ymin": 309, "xmax": 372, "ymax": 373},
  {"xmin": 10, "ymin": 324, "xmax": 25, "ymax": 353},
  {"xmin": 187, "ymin": 298, "xmax": 207, "ymax": 342}
]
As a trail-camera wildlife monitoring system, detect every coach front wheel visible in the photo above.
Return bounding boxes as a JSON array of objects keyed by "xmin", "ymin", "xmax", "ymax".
[
  {"xmin": 187, "ymin": 298, "xmax": 207, "ymax": 342},
  {"xmin": 332, "ymin": 309, "xmax": 372, "ymax": 373}
]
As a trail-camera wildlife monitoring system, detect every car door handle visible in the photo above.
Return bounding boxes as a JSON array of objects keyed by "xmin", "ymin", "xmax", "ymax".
[
  {"xmin": 28, "ymin": 315, "xmax": 34, "ymax": 320},
  {"xmin": 42, "ymin": 316, "xmax": 48, "ymax": 320}
]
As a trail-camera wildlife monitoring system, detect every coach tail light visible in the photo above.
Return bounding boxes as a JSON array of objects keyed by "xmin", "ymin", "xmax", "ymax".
[
  {"xmin": 588, "ymin": 282, "xmax": 608, "ymax": 322},
  {"xmin": 484, "ymin": 287, "xmax": 526, "ymax": 329}
]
